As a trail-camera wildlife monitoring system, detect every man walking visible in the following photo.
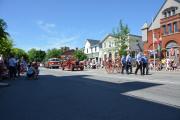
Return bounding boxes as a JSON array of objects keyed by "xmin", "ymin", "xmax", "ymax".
[
  {"xmin": 121, "ymin": 55, "xmax": 126, "ymax": 74},
  {"xmin": 8, "ymin": 55, "xmax": 17, "ymax": 80},
  {"xmin": 126, "ymin": 52, "xmax": 132, "ymax": 74},
  {"xmin": 135, "ymin": 52, "xmax": 143, "ymax": 75},
  {"xmin": 142, "ymin": 54, "xmax": 149, "ymax": 75}
]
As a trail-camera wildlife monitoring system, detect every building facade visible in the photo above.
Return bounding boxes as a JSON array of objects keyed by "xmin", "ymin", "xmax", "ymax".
[
  {"xmin": 142, "ymin": 0, "xmax": 180, "ymax": 63},
  {"xmin": 101, "ymin": 34, "xmax": 143, "ymax": 61},
  {"xmin": 84, "ymin": 39, "xmax": 101, "ymax": 63}
]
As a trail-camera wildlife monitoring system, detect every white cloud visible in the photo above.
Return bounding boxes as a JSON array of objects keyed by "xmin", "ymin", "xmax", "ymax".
[
  {"xmin": 34, "ymin": 20, "xmax": 84, "ymax": 50},
  {"xmin": 24, "ymin": 33, "xmax": 81, "ymax": 51},
  {"xmin": 36, "ymin": 20, "xmax": 57, "ymax": 34}
]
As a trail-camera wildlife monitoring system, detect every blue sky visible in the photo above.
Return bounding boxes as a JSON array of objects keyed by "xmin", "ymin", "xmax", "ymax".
[{"xmin": 0, "ymin": 0, "xmax": 164, "ymax": 51}]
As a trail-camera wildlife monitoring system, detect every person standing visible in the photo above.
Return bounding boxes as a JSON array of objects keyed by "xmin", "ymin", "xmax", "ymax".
[
  {"xmin": 8, "ymin": 55, "xmax": 17, "ymax": 80},
  {"xmin": 142, "ymin": 54, "xmax": 149, "ymax": 75},
  {"xmin": 17, "ymin": 60, "xmax": 21, "ymax": 77},
  {"xmin": 126, "ymin": 53, "xmax": 132, "ymax": 74},
  {"xmin": 135, "ymin": 52, "xmax": 143, "ymax": 75},
  {"xmin": 121, "ymin": 55, "xmax": 126, "ymax": 74}
]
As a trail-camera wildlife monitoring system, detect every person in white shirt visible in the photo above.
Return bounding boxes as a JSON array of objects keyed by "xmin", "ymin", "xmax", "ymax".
[
  {"xmin": 126, "ymin": 53, "xmax": 132, "ymax": 74},
  {"xmin": 8, "ymin": 55, "xmax": 17, "ymax": 79}
]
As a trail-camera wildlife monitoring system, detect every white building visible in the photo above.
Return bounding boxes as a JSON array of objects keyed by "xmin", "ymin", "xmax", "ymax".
[
  {"xmin": 84, "ymin": 39, "xmax": 102, "ymax": 63},
  {"xmin": 101, "ymin": 34, "xmax": 143, "ymax": 61}
]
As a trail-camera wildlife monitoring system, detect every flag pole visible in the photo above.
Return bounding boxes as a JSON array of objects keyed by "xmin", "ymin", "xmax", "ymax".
[{"xmin": 152, "ymin": 17, "xmax": 156, "ymax": 71}]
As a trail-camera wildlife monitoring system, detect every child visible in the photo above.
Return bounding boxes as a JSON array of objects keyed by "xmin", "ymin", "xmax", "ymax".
[{"xmin": 26, "ymin": 64, "xmax": 35, "ymax": 80}]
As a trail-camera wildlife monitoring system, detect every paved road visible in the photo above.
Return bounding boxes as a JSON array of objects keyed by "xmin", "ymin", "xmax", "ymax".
[{"xmin": 0, "ymin": 68, "xmax": 180, "ymax": 120}]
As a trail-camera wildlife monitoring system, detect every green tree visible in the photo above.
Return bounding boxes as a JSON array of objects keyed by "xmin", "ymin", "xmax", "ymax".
[
  {"xmin": 73, "ymin": 49, "xmax": 87, "ymax": 61},
  {"xmin": 0, "ymin": 37, "xmax": 13, "ymax": 57},
  {"xmin": 46, "ymin": 48, "xmax": 62, "ymax": 60},
  {"xmin": 28, "ymin": 48, "xmax": 46, "ymax": 62},
  {"xmin": 0, "ymin": 18, "xmax": 9, "ymax": 40},
  {"xmin": 11, "ymin": 48, "xmax": 28, "ymax": 60},
  {"xmin": 113, "ymin": 20, "xmax": 129, "ymax": 56},
  {"xmin": 0, "ymin": 19, "xmax": 13, "ymax": 57},
  {"xmin": 28, "ymin": 48, "xmax": 38, "ymax": 62},
  {"xmin": 35, "ymin": 50, "xmax": 46, "ymax": 62}
]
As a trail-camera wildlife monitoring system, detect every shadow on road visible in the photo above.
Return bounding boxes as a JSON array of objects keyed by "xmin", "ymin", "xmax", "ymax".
[{"xmin": 0, "ymin": 74, "xmax": 179, "ymax": 120}]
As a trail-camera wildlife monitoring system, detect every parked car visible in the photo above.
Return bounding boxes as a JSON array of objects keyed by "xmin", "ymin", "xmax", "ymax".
[
  {"xmin": 45, "ymin": 58, "xmax": 60, "ymax": 69},
  {"xmin": 61, "ymin": 59, "xmax": 84, "ymax": 71}
]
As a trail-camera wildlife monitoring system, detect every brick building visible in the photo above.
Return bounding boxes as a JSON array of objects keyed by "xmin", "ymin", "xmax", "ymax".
[{"xmin": 142, "ymin": 0, "xmax": 180, "ymax": 63}]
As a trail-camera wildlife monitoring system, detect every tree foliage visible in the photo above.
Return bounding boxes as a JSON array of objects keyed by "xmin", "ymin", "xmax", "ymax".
[
  {"xmin": 0, "ymin": 18, "xmax": 13, "ymax": 57},
  {"xmin": 11, "ymin": 48, "xmax": 29, "ymax": 60},
  {"xmin": 113, "ymin": 20, "xmax": 130, "ymax": 56},
  {"xmin": 0, "ymin": 37, "xmax": 13, "ymax": 57},
  {"xmin": 46, "ymin": 48, "xmax": 62, "ymax": 60},
  {"xmin": 28, "ymin": 49, "xmax": 46, "ymax": 62},
  {"xmin": 0, "ymin": 18, "xmax": 9, "ymax": 40},
  {"xmin": 73, "ymin": 49, "xmax": 87, "ymax": 61}
]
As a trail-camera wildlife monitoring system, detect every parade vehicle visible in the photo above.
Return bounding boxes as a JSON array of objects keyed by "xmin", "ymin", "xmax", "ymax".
[
  {"xmin": 61, "ymin": 59, "xmax": 84, "ymax": 71},
  {"xmin": 45, "ymin": 58, "xmax": 60, "ymax": 69}
]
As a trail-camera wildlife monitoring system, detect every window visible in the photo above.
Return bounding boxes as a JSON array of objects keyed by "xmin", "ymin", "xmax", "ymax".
[
  {"xmin": 104, "ymin": 43, "xmax": 106, "ymax": 48},
  {"xmin": 87, "ymin": 49, "xmax": 88, "ymax": 53},
  {"xmin": 95, "ymin": 46, "xmax": 97, "ymax": 52},
  {"xmin": 109, "ymin": 42, "xmax": 111, "ymax": 47},
  {"xmin": 172, "ymin": 10, "xmax": 175, "ymax": 15},
  {"xmin": 91, "ymin": 48, "xmax": 93, "ymax": 53},
  {"xmin": 168, "ymin": 24, "xmax": 172, "ymax": 34},
  {"xmin": 168, "ymin": 11, "xmax": 171, "ymax": 17},
  {"xmin": 115, "ymin": 42, "xmax": 117, "ymax": 46},
  {"xmin": 162, "ymin": 25, "xmax": 166, "ymax": 35},
  {"xmin": 173, "ymin": 22, "xmax": 178, "ymax": 32},
  {"xmin": 164, "ymin": 12, "xmax": 167, "ymax": 18}
]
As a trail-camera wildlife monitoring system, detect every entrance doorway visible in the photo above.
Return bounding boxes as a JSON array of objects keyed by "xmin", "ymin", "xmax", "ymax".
[{"xmin": 166, "ymin": 41, "xmax": 179, "ymax": 63}]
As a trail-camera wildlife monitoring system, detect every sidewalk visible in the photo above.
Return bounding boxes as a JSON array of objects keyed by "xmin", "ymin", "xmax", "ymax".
[{"xmin": 84, "ymin": 68, "xmax": 180, "ymax": 85}]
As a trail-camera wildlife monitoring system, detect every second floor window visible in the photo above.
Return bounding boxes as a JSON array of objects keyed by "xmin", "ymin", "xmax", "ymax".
[
  {"xmin": 168, "ymin": 11, "xmax": 171, "ymax": 17},
  {"xmin": 162, "ymin": 25, "xmax": 166, "ymax": 35},
  {"xmin": 168, "ymin": 24, "xmax": 172, "ymax": 34},
  {"xmin": 174, "ymin": 22, "xmax": 178, "ymax": 33},
  {"xmin": 109, "ymin": 42, "xmax": 111, "ymax": 47},
  {"xmin": 87, "ymin": 49, "xmax": 88, "ymax": 53},
  {"xmin": 172, "ymin": 9, "xmax": 175, "ymax": 15},
  {"xmin": 104, "ymin": 43, "xmax": 106, "ymax": 48},
  {"xmin": 95, "ymin": 46, "xmax": 97, "ymax": 52}
]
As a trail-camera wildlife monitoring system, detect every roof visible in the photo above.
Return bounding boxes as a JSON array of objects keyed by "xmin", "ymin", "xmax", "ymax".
[
  {"xmin": 61, "ymin": 50, "xmax": 75, "ymax": 56},
  {"xmin": 129, "ymin": 34, "xmax": 142, "ymax": 38},
  {"xmin": 101, "ymin": 34, "xmax": 142, "ymax": 43},
  {"xmin": 100, "ymin": 34, "xmax": 116, "ymax": 43},
  {"xmin": 149, "ymin": 0, "xmax": 180, "ymax": 29},
  {"xmin": 86, "ymin": 39, "xmax": 100, "ymax": 46}
]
